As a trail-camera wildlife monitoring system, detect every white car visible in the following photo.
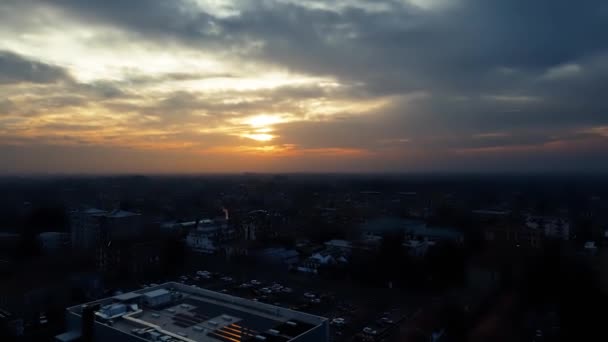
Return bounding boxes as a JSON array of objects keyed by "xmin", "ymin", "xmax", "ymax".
[
  {"xmin": 381, "ymin": 317, "xmax": 394, "ymax": 324},
  {"xmin": 363, "ymin": 327, "xmax": 377, "ymax": 335},
  {"xmin": 303, "ymin": 292, "xmax": 316, "ymax": 299},
  {"xmin": 331, "ymin": 318, "xmax": 345, "ymax": 325},
  {"xmin": 251, "ymin": 280, "xmax": 262, "ymax": 285}
]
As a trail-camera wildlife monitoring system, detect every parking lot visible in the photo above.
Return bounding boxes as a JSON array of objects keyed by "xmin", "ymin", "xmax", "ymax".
[{"xmin": 137, "ymin": 260, "xmax": 420, "ymax": 342}]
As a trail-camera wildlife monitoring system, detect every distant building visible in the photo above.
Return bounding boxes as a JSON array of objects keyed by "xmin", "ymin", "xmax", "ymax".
[
  {"xmin": 296, "ymin": 253, "xmax": 334, "ymax": 274},
  {"xmin": 361, "ymin": 217, "xmax": 463, "ymax": 243},
  {"xmin": 525, "ymin": 215, "xmax": 570, "ymax": 240},
  {"xmin": 402, "ymin": 239, "xmax": 432, "ymax": 257},
  {"xmin": 186, "ymin": 218, "xmax": 236, "ymax": 254},
  {"xmin": 241, "ymin": 210, "xmax": 288, "ymax": 241},
  {"xmin": 70, "ymin": 208, "xmax": 107, "ymax": 251},
  {"xmin": 255, "ymin": 247, "xmax": 300, "ymax": 269},
  {"xmin": 70, "ymin": 208, "xmax": 143, "ymax": 253},
  {"xmin": 296, "ymin": 249, "xmax": 349, "ymax": 274},
  {"xmin": 484, "ymin": 222, "xmax": 544, "ymax": 249},
  {"xmin": 58, "ymin": 282, "xmax": 329, "ymax": 342},
  {"xmin": 37, "ymin": 232, "xmax": 70, "ymax": 254},
  {"xmin": 242, "ymin": 210, "xmax": 269, "ymax": 241},
  {"xmin": 187, "ymin": 232, "xmax": 217, "ymax": 254},
  {"xmin": 403, "ymin": 224, "xmax": 464, "ymax": 244},
  {"xmin": 97, "ymin": 239, "xmax": 167, "ymax": 280},
  {"xmin": 324, "ymin": 239, "xmax": 353, "ymax": 252}
]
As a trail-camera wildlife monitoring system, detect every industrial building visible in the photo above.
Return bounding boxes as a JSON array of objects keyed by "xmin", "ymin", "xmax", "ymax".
[{"xmin": 57, "ymin": 282, "xmax": 328, "ymax": 342}]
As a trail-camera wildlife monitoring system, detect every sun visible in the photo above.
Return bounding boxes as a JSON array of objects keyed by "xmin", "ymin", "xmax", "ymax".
[
  {"xmin": 237, "ymin": 114, "xmax": 289, "ymax": 142},
  {"xmin": 244, "ymin": 114, "xmax": 285, "ymax": 128},
  {"xmin": 243, "ymin": 133, "xmax": 274, "ymax": 142}
]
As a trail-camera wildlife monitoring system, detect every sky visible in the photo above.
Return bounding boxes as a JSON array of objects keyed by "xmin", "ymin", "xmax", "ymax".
[{"xmin": 1, "ymin": 0, "xmax": 608, "ymax": 174}]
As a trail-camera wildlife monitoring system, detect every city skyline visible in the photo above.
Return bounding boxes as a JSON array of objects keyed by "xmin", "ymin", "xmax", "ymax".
[{"xmin": 1, "ymin": 0, "xmax": 608, "ymax": 173}]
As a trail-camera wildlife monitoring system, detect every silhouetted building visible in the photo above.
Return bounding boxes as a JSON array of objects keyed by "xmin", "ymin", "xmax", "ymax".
[
  {"xmin": 71, "ymin": 208, "xmax": 143, "ymax": 254},
  {"xmin": 38, "ymin": 232, "xmax": 70, "ymax": 254},
  {"xmin": 97, "ymin": 239, "xmax": 167, "ymax": 281}
]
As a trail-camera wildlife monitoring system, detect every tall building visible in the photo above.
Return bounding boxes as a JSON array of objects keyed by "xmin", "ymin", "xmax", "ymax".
[
  {"xmin": 38, "ymin": 232, "xmax": 70, "ymax": 254},
  {"xmin": 57, "ymin": 282, "xmax": 329, "ymax": 342},
  {"xmin": 70, "ymin": 208, "xmax": 107, "ymax": 252},
  {"xmin": 96, "ymin": 239, "xmax": 168, "ymax": 280},
  {"xmin": 70, "ymin": 209, "xmax": 142, "ymax": 253}
]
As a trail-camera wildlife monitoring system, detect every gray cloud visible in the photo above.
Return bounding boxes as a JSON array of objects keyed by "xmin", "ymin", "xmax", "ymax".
[{"xmin": 0, "ymin": 50, "xmax": 72, "ymax": 84}]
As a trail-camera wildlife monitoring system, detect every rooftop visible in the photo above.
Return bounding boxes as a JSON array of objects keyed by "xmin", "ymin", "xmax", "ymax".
[
  {"xmin": 324, "ymin": 240, "xmax": 352, "ymax": 249},
  {"xmin": 106, "ymin": 209, "xmax": 141, "ymax": 218},
  {"xmin": 472, "ymin": 209, "xmax": 510, "ymax": 216},
  {"xmin": 361, "ymin": 217, "xmax": 463, "ymax": 240},
  {"xmin": 144, "ymin": 288, "xmax": 171, "ymax": 298},
  {"xmin": 83, "ymin": 208, "xmax": 107, "ymax": 215},
  {"xmin": 67, "ymin": 282, "xmax": 327, "ymax": 342},
  {"xmin": 38, "ymin": 231, "xmax": 68, "ymax": 238}
]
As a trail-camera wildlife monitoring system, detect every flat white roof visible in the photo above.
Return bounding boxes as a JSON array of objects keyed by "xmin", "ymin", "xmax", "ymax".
[
  {"xmin": 114, "ymin": 292, "xmax": 143, "ymax": 301},
  {"xmin": 144, "ymin": 288, "xmax": 170, "ymax": 298}
]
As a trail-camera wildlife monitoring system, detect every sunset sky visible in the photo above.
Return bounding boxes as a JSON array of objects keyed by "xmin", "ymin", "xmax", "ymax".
[{"xmin": 1, "ymin": 0, "xmax": 608, "ymax": 173}]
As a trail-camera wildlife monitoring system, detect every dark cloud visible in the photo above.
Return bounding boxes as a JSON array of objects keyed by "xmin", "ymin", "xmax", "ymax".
[
  {"xmin": 1, "ymin": 0, "xmax": 608, "ymax": 172},
  {"xmin": 31, "ymin": 0, "xmax": 608, "ymax": 96},
  {"xmin": 0, "ymin": 50, "xmax": 72, "ymax": 84}
]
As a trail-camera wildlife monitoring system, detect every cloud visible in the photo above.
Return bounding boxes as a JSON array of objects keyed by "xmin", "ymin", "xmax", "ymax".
[
  {"xmin": 1, "ymin": 0, "xmax": 608, "ymax": 172},
  {"xmin": 0, "ymin": 50, "xmax": 72, "ymax": 84},
  {"xmin": 541, "ymin": 64, "xmax": 583, "ymax": 81}
]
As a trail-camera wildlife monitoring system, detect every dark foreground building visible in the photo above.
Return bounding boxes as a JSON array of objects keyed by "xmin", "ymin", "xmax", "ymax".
[{"xmin": 57, "ymin": 282, "xmax": 328, "ymax": 342}]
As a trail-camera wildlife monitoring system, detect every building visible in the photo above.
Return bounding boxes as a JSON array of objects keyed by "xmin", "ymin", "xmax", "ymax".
[
  {"xmin": 403, "ymin": 224, "xmax": 464, "ymax": 244},
  {"xmin": 70, "ymin": 208, "xmax": 143, "ymax": 253},
  {"xmin": 186, "ymin": 218, "xmax": 237, "ymax": 254},
  {"xmin": 296, "ymin": 250, "xmax": 348, "ymax": 275},
  {"xmin": 484, "ymin": 220, "xmax": 546, "ymax": 249},
  {"xmin": 96, "ymin": 239, "xmax": 168, "ymax": 280},
  {"xmin": 241, "ymin": 210, "xmax": 288, "ymax": 242},
  {"xmin": 402, "ymin": 239, "xmax": 432, "ymax": 258},
  {"xmin": 254, "ymin": 248, "xmax": 300, "ymax": 269},
  {"xmin": 360, "ymin": 218, "xmax": 463, "ymax": 244},
  {"xmin": 38, "ymin": 232, "xmax": 70, "ymax": 254},
  {"xmin": 323, "ymin": 240, "xmax": 352, "ymax": 253},
  {"xmin": 70, "ymin": 208, "xmax": 108, "ymax": 251},
  {"xmin": 101, "ymin": 210, "xmax": 144, "ymax": 241},
  {"xmin": 242, "ymin": 210, "xmax": 269, "ymax": 241},
  {"xmin": 525, "ymin": 215, "xmax": 570, "ymax": 240},
  {"xmin": 58, "ymin": 282, "xmax": 329, "ymax": 342}
]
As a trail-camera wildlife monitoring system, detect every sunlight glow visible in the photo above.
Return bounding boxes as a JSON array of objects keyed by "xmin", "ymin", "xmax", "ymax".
[
  {"xmin": 243, "ymin": 133, "xmax": 274, "ymax": 141},
  {"xmin": 244, "ymin": 114, "xmax": 288, "ymax": 127}
]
